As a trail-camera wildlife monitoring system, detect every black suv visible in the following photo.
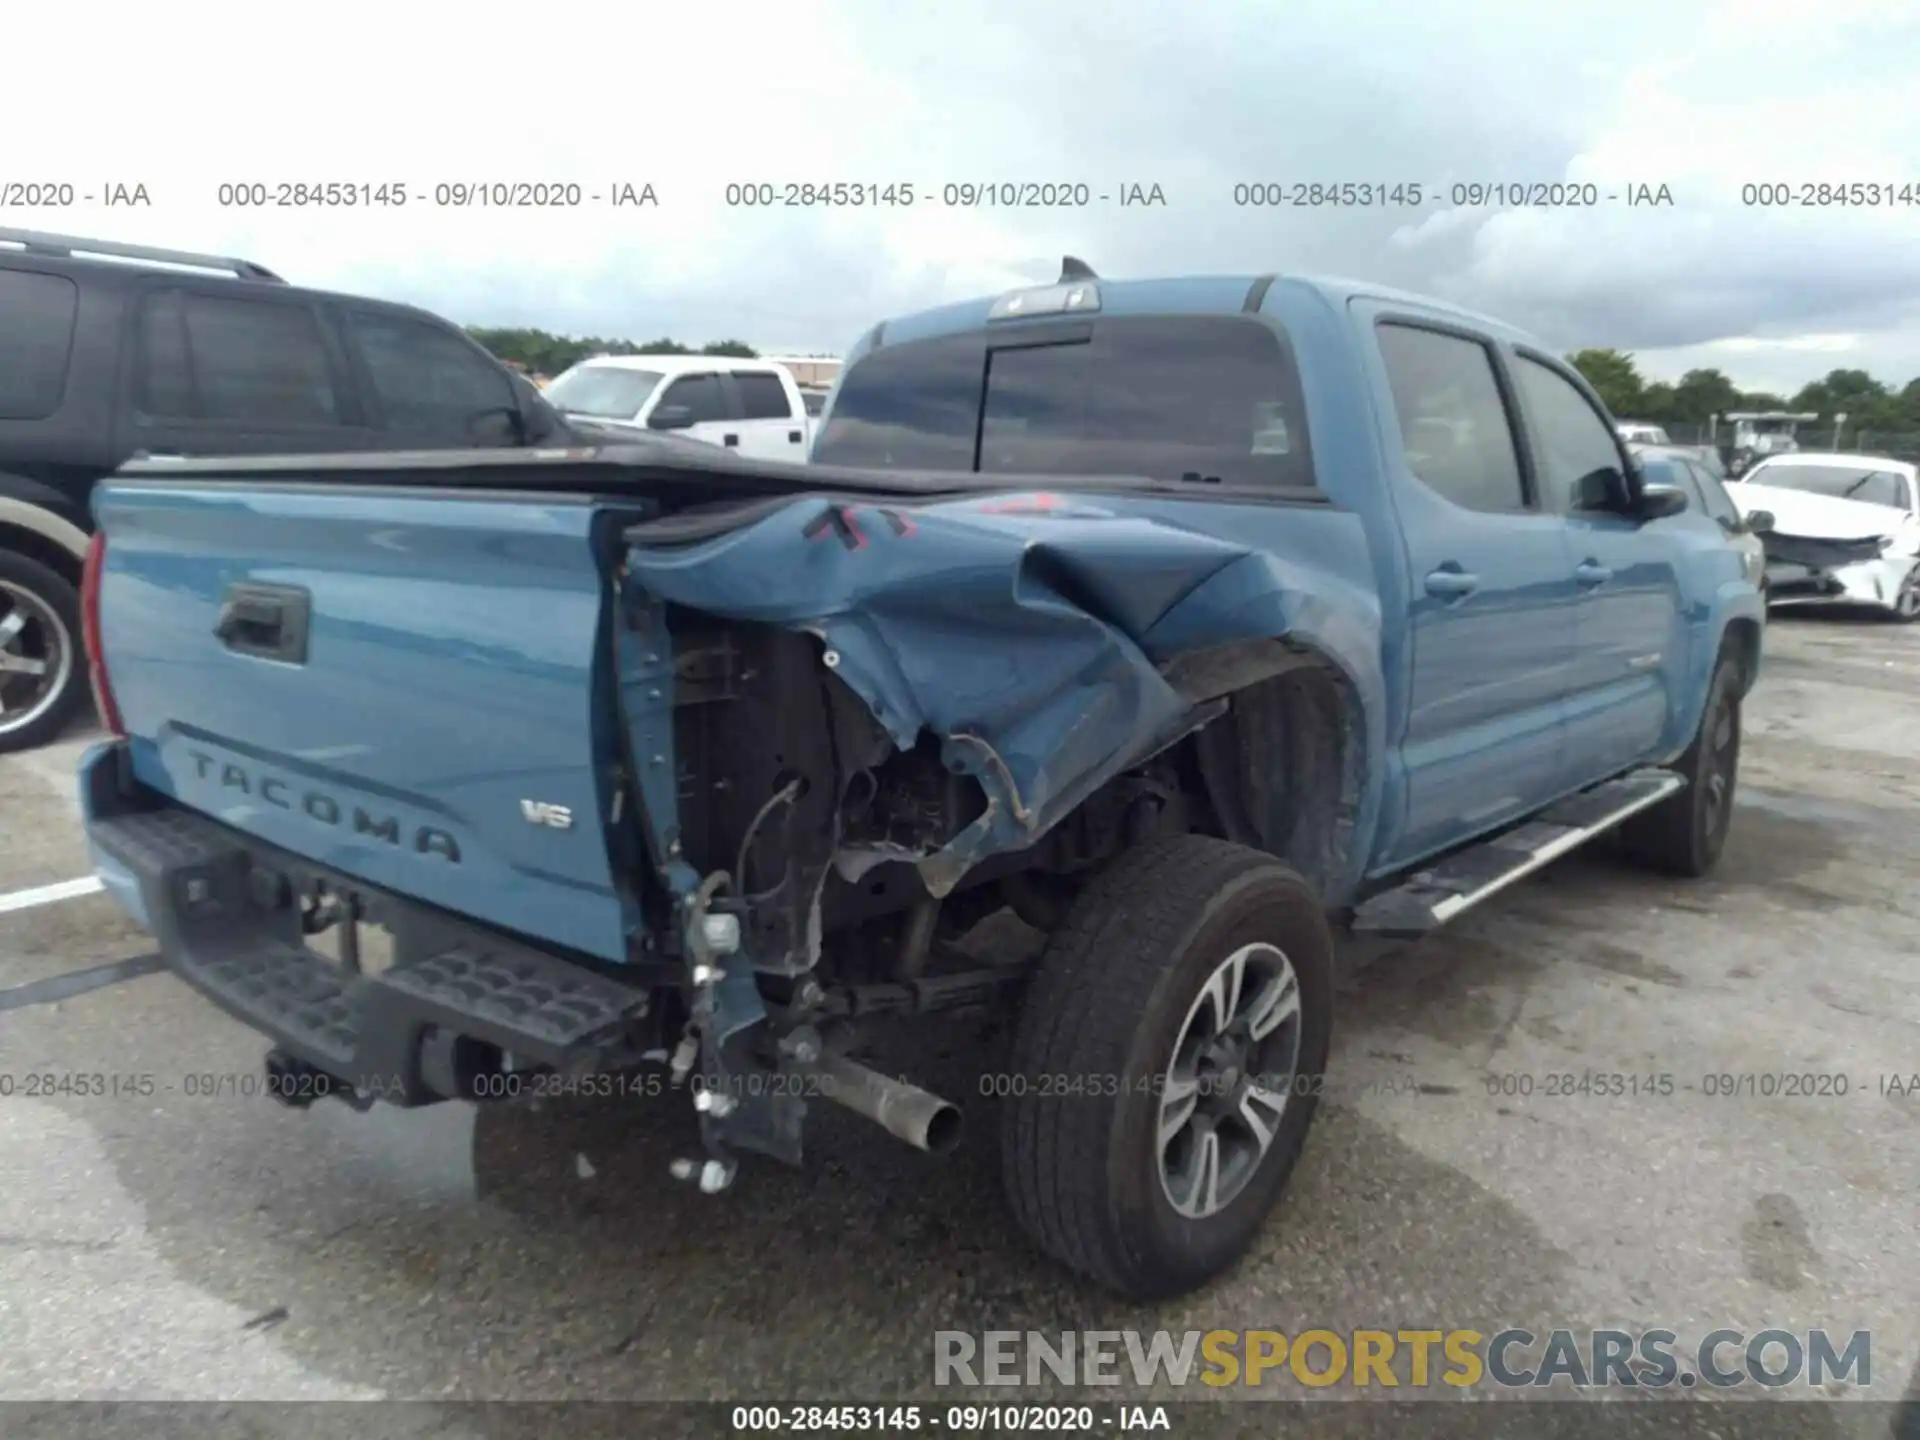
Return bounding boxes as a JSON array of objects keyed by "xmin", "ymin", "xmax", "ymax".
[{"xmin": 0, "ymin": 228, "xmax": 571, "ymax": 752}]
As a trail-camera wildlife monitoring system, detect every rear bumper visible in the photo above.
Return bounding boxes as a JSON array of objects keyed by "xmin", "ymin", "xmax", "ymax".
[
  {"xmin": 79, "ymin": 742, "xmax": 653, "ymax": 1103},
  {"xmin": 82, "ymin": 744, "xmax": 155, "ymax": 932}
]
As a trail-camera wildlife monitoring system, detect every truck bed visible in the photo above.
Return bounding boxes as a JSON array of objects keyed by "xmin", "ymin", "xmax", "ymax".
[{"xmin": 86, "ymin": 436, "xmax": 1372, "ymax": 1035}]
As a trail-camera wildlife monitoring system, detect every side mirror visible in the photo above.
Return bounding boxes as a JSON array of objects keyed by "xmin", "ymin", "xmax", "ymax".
[
  {"xmin": 465, "ymin": 405, "xmax": 525, "ymax": 446},
  {"xmin": 648, "ymin": 404, "xmax": 696, "ymax": 431},
  {"xmin": 510, "ymin": 380, "xmax": 560, "ymax": 444},
  {"xmin": 1636, "ymin": 484, "xmax": 1689, "ymax": 521},
  {"xmin": 1574, "ymin": 465, "xmax": 1629, "ymax": 512},
  {"xmin": 1745, "ymin": 509, "xmax": 1775, "ymax": 535}
]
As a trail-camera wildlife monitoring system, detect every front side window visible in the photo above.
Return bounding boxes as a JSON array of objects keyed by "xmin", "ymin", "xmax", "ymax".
[
  {"xmin": 1375, "ymin": 323, "xmax": 1526, "ymax": 511},
  {"xmin": 655, "ymin": 373, "xmax": 728, "ymax": 424},
  {"xmin": 1513, "ymin": 356, "xmax": 1627, "ymax": 512},
  {"xmin": 0, "ymin": 269, "xmax": 79, "ymax": 420},
  {"xmin": 1687, "ymin": 462, "xmax": 1743, "ymax": 529},
  {"xmin": 1640, "ymin": 456, "xmax": 1702, "ymax": 514},
  {"xmin": 1690, "ymin": 446, "xmax": 1728, "ymax": 480},
  {"xmin": 346, "ymin": 310, "xmax": 516, "ymax": 440}
]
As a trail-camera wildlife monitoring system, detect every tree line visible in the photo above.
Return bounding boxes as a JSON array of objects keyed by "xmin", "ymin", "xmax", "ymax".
[
  {"xmin": 466, "ymin": 327, "xmax": 760, "ymax": 377},
  {"xmin": 1566, "ymin": 349, "xmax": 1920, "ymax": 435},
  {"xmin": 468, "ymin": 326, "xmax": 1920, "ymax": 435}
]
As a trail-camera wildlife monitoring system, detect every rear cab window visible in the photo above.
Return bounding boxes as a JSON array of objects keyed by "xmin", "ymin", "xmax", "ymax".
[
  {"xmin": 814, "ymin": 314, "xmax": 1314, "ymax": 488},
  {"xmin": 0, "ymin": 268, "xmax": 80, "ymax": 420},
  {"xmin": 733, "ymin": 371, "xmax": 794, "ymax": 420},
  {"xmin": 813, "ymin": 332, "xmax": 983, "ymax": 470},
  {"xmin": 136, "ymin": 289, "xmax": 343, "ymax": 427},
  {"xmin": 1373, "ymin": 323, "xmax": 1527, "ymax": 512}
]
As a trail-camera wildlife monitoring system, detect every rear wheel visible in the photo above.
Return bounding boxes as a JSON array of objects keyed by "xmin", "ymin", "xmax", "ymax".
[
  {"xmin": 1618, "ymin": 653, "xmax": 1742, "ymax": 877},
  {"xmin": 999, "ymin": 835, "xmax": 1333, "ymax": 1298},
  {"xmin": 0, "ymin": 551, "xmax": 86, "ymax": 755}
]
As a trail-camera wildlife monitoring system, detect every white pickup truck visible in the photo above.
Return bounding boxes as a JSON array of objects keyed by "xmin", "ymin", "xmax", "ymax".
[{"xmin": 542, "ymin": 354, "xmax": 814, "ymax": 462}]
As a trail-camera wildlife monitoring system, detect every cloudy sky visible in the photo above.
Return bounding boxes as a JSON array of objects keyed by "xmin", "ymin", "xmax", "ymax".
[{"xmin": 8, "ymin": 0, "xmax": 1919, "ymax": 393}]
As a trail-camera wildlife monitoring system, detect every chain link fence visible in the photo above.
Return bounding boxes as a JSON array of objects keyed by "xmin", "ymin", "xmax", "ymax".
[
  {"xmin": 1658, "ymin": 421, "xmax": 1711, "ymax": 446},
  {"xmin": 1848, "ymin": 432, "xmax": 1920, "ymax": 464},
  {"xmin": 1629, "ymin": 421, "xmax": 1920, "ymax": 464}
]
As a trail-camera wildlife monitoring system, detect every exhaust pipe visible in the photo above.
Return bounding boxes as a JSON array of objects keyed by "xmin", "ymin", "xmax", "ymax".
[{"xmin": 806, "ymin": 1050, "xmax": 963, "ymax": 1155}]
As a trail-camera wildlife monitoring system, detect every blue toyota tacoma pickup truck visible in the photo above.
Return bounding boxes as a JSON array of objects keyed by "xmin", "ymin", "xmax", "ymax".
[{"xmin": 77, "ymin": 261, "xmax": 1763, "ymax": 1298}]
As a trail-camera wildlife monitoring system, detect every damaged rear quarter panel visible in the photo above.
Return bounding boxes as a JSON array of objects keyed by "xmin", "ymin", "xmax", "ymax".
[{"xmin": 622, "ymin": 488, "xmax": 1387, "ymax": 905}]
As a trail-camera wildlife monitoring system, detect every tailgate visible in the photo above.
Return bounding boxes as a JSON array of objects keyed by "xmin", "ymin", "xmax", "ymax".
[{"xmin": 93, "ymin": 481, "xmax": 632, "ymax": 962}]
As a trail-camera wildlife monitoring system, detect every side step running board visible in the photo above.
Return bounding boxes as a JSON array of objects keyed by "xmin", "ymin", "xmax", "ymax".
[{"xmin": 1351, "ymin": 768, "xmax": 1686, "ymax": 938}]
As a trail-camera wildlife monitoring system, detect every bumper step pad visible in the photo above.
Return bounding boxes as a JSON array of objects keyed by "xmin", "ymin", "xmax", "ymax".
[{"xmin": 89, "ymin": 809, "xmax": 650, "ymax": 1098}]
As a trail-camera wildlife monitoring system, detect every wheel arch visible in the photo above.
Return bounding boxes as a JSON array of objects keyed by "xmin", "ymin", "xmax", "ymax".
[
  {"xmin": 0, "ymin": 479, "xmax": 90, "ymax": 587},
  {"xmin": 1722, "ymin": 615, "xmax": 1762, "ymax": 697},
  {"xmin": 1175, "ymin": 640, "xmax": 1369, "ymax": 908}
]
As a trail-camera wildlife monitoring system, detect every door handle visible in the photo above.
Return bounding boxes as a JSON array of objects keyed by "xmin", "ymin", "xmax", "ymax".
[
  {"xmin": 1423, "ymin": 567, "xmax": 1480, "ymax": 599},
  {"xmin": 215, "ymin": 582, "xmax": 310, "ymax": 664},
  {"xmin": 723, "ymin": 433, "xmax": 740, "ymax": 447},
  {"xmin": 788, "ymin": 430, "xmax": 803, "ymax": 443},
  {"xmin": 1574, "ymin": 561, "xmax": 1613, "ymax": 588}
]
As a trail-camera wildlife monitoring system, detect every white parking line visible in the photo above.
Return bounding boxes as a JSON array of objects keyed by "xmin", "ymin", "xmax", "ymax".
[{"xmin": 0, "ymin": 875, "xmax": 105, "ymax": 915}]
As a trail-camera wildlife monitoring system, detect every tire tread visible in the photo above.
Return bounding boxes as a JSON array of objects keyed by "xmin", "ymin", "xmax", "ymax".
[
  {"xmin": 0, "ymin": 549, "xmax": 87, "ymax": 755},
  {"xmin": 1618, "ymin": 651, "xmax": 1740, "ymax": 877},
  {"xmin": 1000, "ymin": 834, "xmax": 1323, "ymax": 1294}
]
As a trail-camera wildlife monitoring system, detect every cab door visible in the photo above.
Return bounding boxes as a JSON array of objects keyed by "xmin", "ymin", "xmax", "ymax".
[
  {"xmin": 721, "ymin": 370, "xmax": 809, "ymax": 461},
  {"xmin": 648, "ymin": 372, "xmax": 735, "ymax": 450},
  {"xmin": 1357, "ymin": 308, "xmax": 1582, "ymax": 869},
  {"xmin": 1511, "ymin": 353, "xmax": 1687, "ymax": 782},
  {"xmin": 333, "ymin": 303, "xmax": 528, "ymax": 449}
]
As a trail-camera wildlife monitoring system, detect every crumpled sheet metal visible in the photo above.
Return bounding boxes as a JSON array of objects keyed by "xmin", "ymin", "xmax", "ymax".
[{"xmin": 625, "ymin": 489, "xmax": 1385, "ymax": 899}]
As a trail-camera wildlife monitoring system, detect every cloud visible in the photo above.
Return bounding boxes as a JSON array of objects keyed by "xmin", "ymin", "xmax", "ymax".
[
  {"xmin": 1393, "ymin": 0, "xmax": 1920, "ymax": 373},
  {"xmin": 5, "ymin": 0, "xmax": 1917, "ymax": 386}
]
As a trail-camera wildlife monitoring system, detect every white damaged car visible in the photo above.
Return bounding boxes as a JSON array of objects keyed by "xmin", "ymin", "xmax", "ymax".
[{"xmin": 1729, "ymin": 453, "xmax": 1920, "ymax": 621}]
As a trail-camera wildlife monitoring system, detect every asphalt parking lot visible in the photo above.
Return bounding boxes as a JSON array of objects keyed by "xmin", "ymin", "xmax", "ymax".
[{"xmin": 1, "ymin": 613, "xmax": 1917, "ymax": 1437}]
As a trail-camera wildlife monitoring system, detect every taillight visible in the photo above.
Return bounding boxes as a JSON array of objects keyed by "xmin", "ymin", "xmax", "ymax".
[{"xmin": 80, "ymin": 532, "xmax": 126, "ymax": 738}]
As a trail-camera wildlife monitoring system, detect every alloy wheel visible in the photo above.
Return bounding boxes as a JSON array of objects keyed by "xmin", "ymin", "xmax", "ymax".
[
  {"xmin": 1158, "ymin": 941, "xmax": 1303, "ymax": 1220},
  {"xmin": 0, "ymin": 581, "xmax": 73, "ymax": 739},
  {"xmin": 1700, "ymin": 695, "xmax": 1739, "ymax": 842},
  {"xmin": 1896, "ymin": 570, "xmax": 1920, "ymax": 619}
]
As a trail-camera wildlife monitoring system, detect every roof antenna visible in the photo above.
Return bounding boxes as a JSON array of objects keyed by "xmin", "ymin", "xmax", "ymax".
[{"xmin": 1059, "ymin": 255, "xmax": 1098, "ymax": 282}]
